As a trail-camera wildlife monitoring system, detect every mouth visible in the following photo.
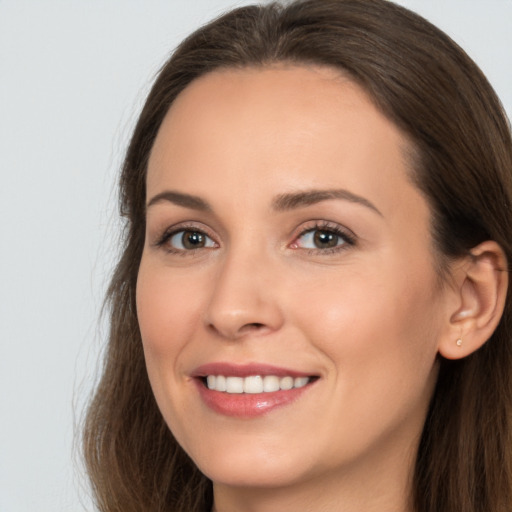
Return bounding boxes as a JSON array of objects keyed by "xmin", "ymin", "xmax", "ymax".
[{"xmin": 192, "ymin": 363, "xmax": 319, "ymax": 417}]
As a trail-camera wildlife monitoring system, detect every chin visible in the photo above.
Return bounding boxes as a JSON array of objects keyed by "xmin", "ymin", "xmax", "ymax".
[
  {"xmin": 202, "ymin": 463, "xmax": 308, "ymax": 489},
  {"xmin": 187, "ymin": 440, "xmax": 314, "ymax": 489}
]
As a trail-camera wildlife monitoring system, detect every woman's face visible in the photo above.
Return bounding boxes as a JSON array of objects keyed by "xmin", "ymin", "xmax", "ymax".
[{"xmin": 137, "ymin": 66, "xmax": 452, "ymax": 491}]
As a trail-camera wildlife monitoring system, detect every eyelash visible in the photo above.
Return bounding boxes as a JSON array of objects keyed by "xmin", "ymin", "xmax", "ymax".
[
  {"xmin": 292, "ymin": 221, "xmax": 356, "ymax": 255},
  {"xmin": 153, "ymin": 221, "xmax": 356, "ymax": 256},
  {"xmin": 154, "ymin": 223, "xmax": 218, "ymax": 255}
]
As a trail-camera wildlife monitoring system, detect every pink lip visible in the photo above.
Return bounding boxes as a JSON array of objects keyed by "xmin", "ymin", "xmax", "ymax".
[
  {"xmin": 192, "ymin": 362, "xmax": 312, "ymax": 378},
  {"xmin": 191, "ymin": 362, "xmax": 317, "ymax": 418}
]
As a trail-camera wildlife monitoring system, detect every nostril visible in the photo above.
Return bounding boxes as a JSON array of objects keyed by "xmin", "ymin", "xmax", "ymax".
[
  {"xmin": 236, "ymin": 322, "xmax": 267, "ymax": 336},
  {"xmin": 206, "ymin": 320, "xmax": 271, "ymax": 340},
  {"xmin": 246, "ymin": 323, "xmax": 265, "ymax": 330},
  {"xmin": 206, "ymin": 321, "xmax": 266, "ymax": 337}
]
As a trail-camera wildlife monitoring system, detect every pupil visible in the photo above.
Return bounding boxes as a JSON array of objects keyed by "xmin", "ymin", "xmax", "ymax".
[
  {"xmin": 314, "ymin": 230, "xmax": 338, "ymax": 248},
  {"xmin": 182, "ymin": 231, "xmax": 205, "ymax": 249}
]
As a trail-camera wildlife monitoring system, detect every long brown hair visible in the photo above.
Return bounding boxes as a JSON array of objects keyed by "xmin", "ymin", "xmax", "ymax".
[{"xmin": 83, "ymin": 1, "xmax": 512, "ymax": 510}]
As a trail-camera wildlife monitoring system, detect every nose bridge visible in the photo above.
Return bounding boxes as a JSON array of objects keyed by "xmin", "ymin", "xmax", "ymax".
[{"xmin": 203, "ymin": 239, "xmax": 283, "ymax": 340}]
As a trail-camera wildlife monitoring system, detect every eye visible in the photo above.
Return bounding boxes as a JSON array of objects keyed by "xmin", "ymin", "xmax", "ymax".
[
  {"xmin": 296, "ymin": 229, "xmax": 343, "ymax": 249},
  {"xmin": 167, "ymin": 229, "xmax": 216, "ymax": 251},
  {"xmin": 292, "ymin": 223, "xmax": 355, "ymax": 252}
]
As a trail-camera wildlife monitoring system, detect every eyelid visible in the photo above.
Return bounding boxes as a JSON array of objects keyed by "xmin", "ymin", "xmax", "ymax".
[
  {"xmin": 152, "ymin": 221, "xmax": 219, "ymax": 252},
  {"xmin": 289, "ymin": 220, "xmax": 357, "ymax": 252}
]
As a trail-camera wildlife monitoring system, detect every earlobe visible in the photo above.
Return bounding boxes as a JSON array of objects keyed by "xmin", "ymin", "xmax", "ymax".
[{"xmin": 438, "ymin": 241, "xmax": 508, "ymax": 360}]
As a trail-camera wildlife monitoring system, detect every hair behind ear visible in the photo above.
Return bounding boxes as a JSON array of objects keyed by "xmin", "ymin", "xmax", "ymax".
[{"xmin": 415, "ymin": 320, "xmax": 512, "ymax": 511}]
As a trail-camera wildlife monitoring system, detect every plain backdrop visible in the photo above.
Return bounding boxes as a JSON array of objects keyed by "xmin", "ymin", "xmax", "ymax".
[{"xmin": 1, "ymin": 1, "xmax": 511, "ymax": 511}]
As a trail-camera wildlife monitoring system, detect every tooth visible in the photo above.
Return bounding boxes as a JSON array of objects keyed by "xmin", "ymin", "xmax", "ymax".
[
  {"xmin": 263, "ymin": 375, "xmax": 280, "ymax": 392},
  {"xmin": 226, "ymin": 376, "xmax": 244, "ymax": 393},
  {"xmin": 207, "ymin": 374, "xmax": 310, "ymax": 393},
  {"xmin": 280, "ymin": 376, "xmax": 294, "ymax": 390},
  {"xmin": 206, "ymin": 375, "xmax": 216, "ymax": 390},
  {"xmin": 216, "ymin": 375, "xmax": 227, "ymax": 392},
  {"xmin": 294, "ymin": 377, "xmax": 309, "ymax": 388},
  {"xmin": 244, "ymin": 375, "xmax": 263, "ymax": 393}
]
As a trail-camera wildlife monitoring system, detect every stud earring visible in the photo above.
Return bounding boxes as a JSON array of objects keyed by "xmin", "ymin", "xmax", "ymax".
[{"xmin": 456, "ymin": 338, "xmax": 462, "ymax": 347}]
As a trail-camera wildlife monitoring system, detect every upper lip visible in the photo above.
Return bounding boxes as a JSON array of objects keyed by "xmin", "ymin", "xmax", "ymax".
[{"xmin": 192, "ymin": 362, "xmax": 316, "ymax": 378}]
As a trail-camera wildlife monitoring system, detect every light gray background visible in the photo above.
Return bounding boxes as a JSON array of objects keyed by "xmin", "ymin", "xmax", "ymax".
[{"xmin": 1, "ymin": 1, "xmax": 511, "ymax": 511}]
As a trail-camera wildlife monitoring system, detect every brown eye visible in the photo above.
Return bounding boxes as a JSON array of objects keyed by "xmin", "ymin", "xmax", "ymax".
[
  {"xmin": 168, "ymin": 229, "xmax": 216, "ymax": 251},
  {"xmin": 182, "ymin": 231, "xmax": 206, "ymax": 249},
  {"xmin": 313, "ymin": 230, "xmax": 339, "ymax": 249},
  {"xmin": 293, "ymin": 225, "xmax": 354, "ymax": 252}
]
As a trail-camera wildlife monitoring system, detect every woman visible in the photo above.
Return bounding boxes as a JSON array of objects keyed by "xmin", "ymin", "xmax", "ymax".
[{"xmin": 83, "ymin": 0, "xmax": 512, "ymax": 511}]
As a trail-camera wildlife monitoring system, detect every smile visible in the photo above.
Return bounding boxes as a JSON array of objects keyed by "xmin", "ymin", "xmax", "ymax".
[
  {"xmin": 205, "ymin": 375, "xmax": 311, "ymax": 393},
  {"xmin": 193, "ymin": 363, "xmax": 318, "ymax": 417}
]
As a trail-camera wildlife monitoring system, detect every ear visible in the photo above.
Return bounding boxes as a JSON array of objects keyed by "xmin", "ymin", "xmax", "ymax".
[{"xmin": 438, "ymin": 241, "xmax": 509, "ymax": 360}]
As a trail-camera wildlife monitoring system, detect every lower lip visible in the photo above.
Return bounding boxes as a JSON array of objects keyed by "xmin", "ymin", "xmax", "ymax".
[{"xmin": 194, "ymin": 379, "xmax": 314, "ymax": 418}]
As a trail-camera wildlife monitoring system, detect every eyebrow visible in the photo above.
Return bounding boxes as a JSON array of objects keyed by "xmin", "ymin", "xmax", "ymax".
[
  {"xmin": 147, "ymin": 191, "xmax": 212, "ymax": 211},
  {"xmin": 272, "ymin": 189, "xmax": 382, "ymax": 216},
  {"xmin": 146, "ymin": 188, "xmax": 382, "ymax": 216}
]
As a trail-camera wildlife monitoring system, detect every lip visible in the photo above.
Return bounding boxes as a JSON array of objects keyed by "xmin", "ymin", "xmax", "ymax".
[
  {"xmin": 192, "ymin": 362, "xmax": 313, "ymax": 379},
  {"xmin": 191, "ymin": 362, "xmax": 318, "ymax": 418}
]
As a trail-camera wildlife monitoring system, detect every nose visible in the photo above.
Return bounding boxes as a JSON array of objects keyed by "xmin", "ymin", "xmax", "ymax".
[{"xmin": 203, "ymin": 248, "xmax": 285, "ymax": 340}]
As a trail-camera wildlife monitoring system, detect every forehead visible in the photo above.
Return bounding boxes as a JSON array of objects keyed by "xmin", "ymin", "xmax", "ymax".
[{"xmin": 147, "ymin": 65, "xmax": 416, "ymax": 218}]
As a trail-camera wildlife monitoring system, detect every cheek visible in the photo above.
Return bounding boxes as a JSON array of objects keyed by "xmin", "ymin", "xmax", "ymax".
[
  {"xmin": 135, "ymin": 260, "xmax": 208, "ymax": 401},
  {"xmin": 136, "ymin": 261, "xmax": 200, "ymax": 356},
  {"xmin": 135, "ymin": 260, "xmax": 208, "ymax": 437},
  {"xmin": 299, "ymin": 252, "xmax": 443, "ymax": 347},
  {"xmin": 290, "ymin": 261, "xmax": 442, "ymax": 402}
]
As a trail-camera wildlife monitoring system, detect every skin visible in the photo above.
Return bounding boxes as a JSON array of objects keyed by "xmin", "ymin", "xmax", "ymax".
[{"xmin": 136, "ymin": 65, "xmax": 464, "ymax": 512}]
